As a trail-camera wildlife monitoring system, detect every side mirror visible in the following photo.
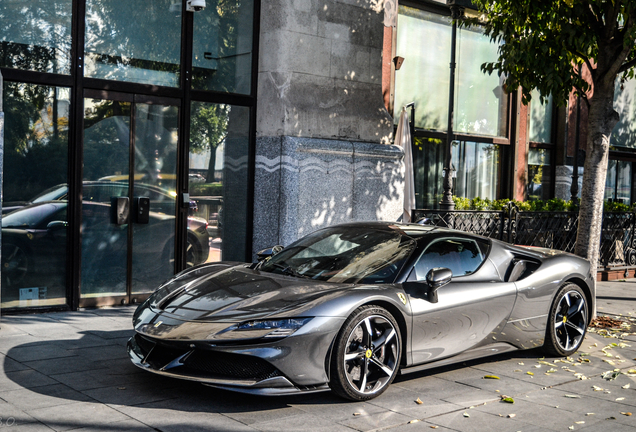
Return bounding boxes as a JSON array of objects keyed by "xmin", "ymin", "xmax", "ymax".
[
  {"xmin": 425, "ymin": 267, "xmax": 452, "ymax": 303},
  {"xmin": 47, "ymin": 220, "xmax": 68, "ymax": 232},
  {"xmin": 256, "ymin": 245, "xmax": 284, "ymax": 262}
]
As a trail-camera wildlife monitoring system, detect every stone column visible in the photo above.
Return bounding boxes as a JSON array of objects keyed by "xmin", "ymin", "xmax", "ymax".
[{"xmin": 253, "ymin": 0, "xmax": 404, "ymax": 257}]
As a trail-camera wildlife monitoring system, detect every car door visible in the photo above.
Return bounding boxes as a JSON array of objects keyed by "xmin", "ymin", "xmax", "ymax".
[{"xmin": 403, "ymin": 236, "xmax": 517, "ymax": 366}]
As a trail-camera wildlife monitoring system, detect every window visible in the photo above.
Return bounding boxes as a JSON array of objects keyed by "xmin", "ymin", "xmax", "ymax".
[
  {"xmin": 612, "ymin": 78, "xmax": 636, "ymax": 149},
  {"xmin": 453, "ymin": 141, "xmax": 500, "ymax": 200},
  {"xmin": 192, "ymin": 0, "xmax": 254, "ymax": 94},
  {"xmin": 413, "ymin": 237, "xmax": 486, "ymax": 280},
  {"xmin": 84, "ymin": 0, "xmax": 182, "ymax": 87},
  {"xmin": 0, "ymin": 0, "xmax": 72, "ymax": 74},
  {"xmin": 395, "ymin": 5, "xmax": 510, "ymax": 209},
  {"xmin": 605, "ymin": 160, "xmax": 632, "ymax": 204},
  {"xmin": 527, "ymin": 89, "xmax": 555, "ymax": 200}
]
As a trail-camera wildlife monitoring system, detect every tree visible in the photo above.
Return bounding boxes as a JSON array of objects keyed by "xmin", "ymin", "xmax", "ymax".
[
  {"xmin": 467, "ymin": 1, "xmax": 636, "ymax": 281},
  {"xmin": 189, "ymin": 103, "xmax": 230, "ymax": 182}
]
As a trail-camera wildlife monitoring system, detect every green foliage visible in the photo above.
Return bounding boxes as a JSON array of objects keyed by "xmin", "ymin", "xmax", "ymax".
[
  {"xmin": 464, "ymin": 1, "xmax": 636, "ymax": 105},
  {"xmin": 190, "ymin": 182, "xmax": 223, "ymax": 197},
  {"xmin": 604, "ymin": 201, "xmax": 631, "ymax": 212},
  {"xmin": 453, "ymin": 196, "xmax": 471, "ymax": 210}
]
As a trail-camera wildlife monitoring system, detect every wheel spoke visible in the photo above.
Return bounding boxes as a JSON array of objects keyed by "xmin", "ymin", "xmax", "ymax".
[
  {"xmin": 358, "ymin": 359, "xmax": 368, "ymax": 392},
  {"xmin": 564, "ymin": 292, "xmax": 571, "ymax": 307},
  {"xmin": 565, "ymin": 321, "xmax": 585, "ymax": 335},
  {"xmin": 373, "ymin": 328, "xmax": 395, "ymax": 351},
  {"xmin": 555, "ymin": 321, "xmax": 564, "ymax": 329},
  {"xmin": 370, "ymin": 357, "xmax": 393, "ymax": 377},
  {"xmin": 363, "ymin": 318, "xmax": 373, "ymax": 347},
  {"xmin": 345, "ymin": 349, "xmax": 365, "ymax": 361}
]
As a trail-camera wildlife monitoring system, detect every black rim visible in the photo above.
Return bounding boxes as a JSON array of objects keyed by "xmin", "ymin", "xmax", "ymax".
[
  {"xmin": 554, "ymin": 290, "xmax": 587, "ymax": 352},
  {"xmin": 343, "ymin": 315, "xmax": 399, "ymax": 395}
]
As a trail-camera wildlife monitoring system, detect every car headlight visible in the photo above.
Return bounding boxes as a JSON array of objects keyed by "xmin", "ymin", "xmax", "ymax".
[{"xmin": 219, "ymin": 318, "xmax": 313, "ymax": 339}]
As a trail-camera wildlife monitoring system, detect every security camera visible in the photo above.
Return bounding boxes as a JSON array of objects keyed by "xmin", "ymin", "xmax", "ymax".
[{"xmin": 186, "ymin": 0, "xmax": 205, "ymax": 12}]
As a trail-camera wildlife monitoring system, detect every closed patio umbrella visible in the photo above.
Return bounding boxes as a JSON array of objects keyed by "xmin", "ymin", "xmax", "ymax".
[{"xmin": 395, "ymin": 106, "xmax": 416, "ymax": 223}]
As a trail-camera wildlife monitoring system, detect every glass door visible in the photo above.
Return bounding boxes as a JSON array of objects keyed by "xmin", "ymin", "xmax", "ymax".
[{"xmin": 80, "ymin": 92, "xmax": 179, "ymax": 306}]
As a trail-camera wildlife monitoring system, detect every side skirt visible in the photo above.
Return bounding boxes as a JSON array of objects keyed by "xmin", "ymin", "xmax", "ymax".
[{"xmin": 399, "ymin": 343, "xmax": 519, "ymax": 376}]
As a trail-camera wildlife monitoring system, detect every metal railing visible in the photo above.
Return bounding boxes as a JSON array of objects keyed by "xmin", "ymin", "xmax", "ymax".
[{"xmin": 413, "ymin": 204, "xmax": 636, "ymax": 268}]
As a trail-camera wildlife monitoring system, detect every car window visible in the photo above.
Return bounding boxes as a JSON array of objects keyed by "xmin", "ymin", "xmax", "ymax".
[
  {"xmin": 2, "ymin": 203, "xmax": 64, "ymax": 229},
  {"xmin": 413, "ymin": 237, "xmax": 485, "ymax": 280}
]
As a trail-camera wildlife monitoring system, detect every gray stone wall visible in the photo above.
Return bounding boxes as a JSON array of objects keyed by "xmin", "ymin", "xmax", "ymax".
[
  {"xmin": 257, "ymin": 0, "xmax": 393, "ymax": 143},
  {"xmin": 555, "ymin": 165, "xmax": 583, "ymax": 200},
  {"xmin": 253, "ymin": 136, "xmax": 404, "ymax": 255},
  {"xmin": 253, "ymin": 1, "xmax": 402, "ymax": 256}
]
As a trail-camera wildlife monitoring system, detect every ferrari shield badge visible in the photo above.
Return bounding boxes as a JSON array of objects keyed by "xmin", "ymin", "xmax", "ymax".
[{"xmin": 397, "ymin": 293, "xmax": 407, "ymax": 305}]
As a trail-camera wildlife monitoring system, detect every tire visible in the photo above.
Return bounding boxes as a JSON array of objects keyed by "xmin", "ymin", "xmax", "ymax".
[
  {"xmin": 2, "ymin": 242, "xmax": 29, "ymax": 287},
  {"xmin": 543, "ymin": 283, "xmax": 588, "ymax": 357},
  {"xmin": 330, "ymin": 305, "xmax": 401, "ymax": 401}
]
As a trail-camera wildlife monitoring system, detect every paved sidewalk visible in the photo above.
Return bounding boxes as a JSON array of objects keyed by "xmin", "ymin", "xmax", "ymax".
[{"xmin": 0, "ymin": 280, "xmax": 634, "ymax": 432}]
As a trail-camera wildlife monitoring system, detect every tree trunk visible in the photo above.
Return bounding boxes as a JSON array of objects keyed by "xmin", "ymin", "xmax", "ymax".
[
  {"xmin": 574, "ymin": 83, "xmax": 619, "ymax": 317},
  {"xmin": 206, "ymin": 140, "xmax": 217, "ymax": 183}
]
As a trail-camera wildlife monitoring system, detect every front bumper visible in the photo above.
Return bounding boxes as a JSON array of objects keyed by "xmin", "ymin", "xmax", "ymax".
[{"xmin": 127, "ymin": 316, "xmax": 345, "ymax": 395}]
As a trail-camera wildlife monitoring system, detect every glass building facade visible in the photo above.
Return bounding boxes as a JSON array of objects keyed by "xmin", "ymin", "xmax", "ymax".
[{"xmin": 0, "ymin": 0, "xmax": 258, "ymax": 310}]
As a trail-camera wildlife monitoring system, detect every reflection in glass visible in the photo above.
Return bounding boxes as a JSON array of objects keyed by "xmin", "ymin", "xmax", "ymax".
[
  {"xmin": 1, "ymin": 83, "xmax": 69, "ymax": 308},
  {"xmin": 131, "ymin": 103, "xmax": 179, "ymax": 294},
  {"xmin": 612, "ymin": 78, "xmax": 636, "ymax": 149},
  {"xmin": 0, "ymin": 0, "xmax": 72, "ymax": 74},
  {"xmin": 412, "ymin": 137, "xmax": 445, "ymax": 209},
  {"xmin": 81, "ymin": 99, "xmax": 131, "ymax": 297},
  {"xmin": 455, "ymin": 27, "xmax": 507, "ymax": 137},
  {"xmin": 189, "ymin": 102, "xmax": 250, "ymax": 262},
  {"xmin": 452, "ymin": 141, "xmax": 500, "ymax": 200},
  {"xmin": 85, "ymin": 0, "xmax": 181, "ymax": 87},
  {"xmin": 527, "ymin": 148, "xmax": 551, "ymax": 201},
  {"xmin": 528, "ymin": 89, "xmax": 553, "ymax": 143},
  {"xmin": 192, "ymin": 0, "xmax": 254, "ymax": 94},
  {"xmin": 605, "ymin": 160, "xmax": 632, "ymax": 204},
  {"xmin": 395, "ymin": 7, "xmax": 451, "ymax": 130}
]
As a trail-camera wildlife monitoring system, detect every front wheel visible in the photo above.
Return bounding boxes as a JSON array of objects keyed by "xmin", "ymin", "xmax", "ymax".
[
  {"xmin": 543, "ymin": 283, "xmax": 588, "ymax": 357},
  {"xmin": 330, "ymin": 305, "xmax": 401, "ymax": 401}
]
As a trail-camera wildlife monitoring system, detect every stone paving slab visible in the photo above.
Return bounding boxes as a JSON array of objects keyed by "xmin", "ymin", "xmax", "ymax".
[{"xmin": 0, "ymin": 279, "xmax": 634, "ymax": 431}]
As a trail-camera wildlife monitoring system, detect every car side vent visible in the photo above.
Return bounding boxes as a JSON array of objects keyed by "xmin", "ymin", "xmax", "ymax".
[{"xmin": 506, "ymin": 257, "xmax": 540, "ymax": 282}]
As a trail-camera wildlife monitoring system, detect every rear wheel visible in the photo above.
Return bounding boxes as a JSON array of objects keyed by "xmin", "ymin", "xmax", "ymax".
[
  {"xmin": 543, "ymin": 283, "xmax": 588, "ymax": 356},
  {"xmin": 330, "ymin": 305, "xmax": 401, "ymax": 401}
]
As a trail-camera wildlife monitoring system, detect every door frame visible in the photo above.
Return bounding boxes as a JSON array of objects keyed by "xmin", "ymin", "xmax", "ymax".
[{"xmin": 78, "ymin": 90, "xmax": 182, "ymax": 308}]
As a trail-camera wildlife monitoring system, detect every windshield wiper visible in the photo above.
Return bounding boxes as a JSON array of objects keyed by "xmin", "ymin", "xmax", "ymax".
[{"xmin": 271, "ymin": 262, "xmax": 310, "ymax": 279}]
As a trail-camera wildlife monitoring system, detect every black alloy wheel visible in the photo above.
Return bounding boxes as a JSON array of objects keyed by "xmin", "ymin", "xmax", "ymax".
[
  {"xmin": 330, "ymin": 305, "xmax": 401, "ymax": 401},
  {"xmin": 544, "ymin": 283, "xmax": 588, "ymax": 356}
]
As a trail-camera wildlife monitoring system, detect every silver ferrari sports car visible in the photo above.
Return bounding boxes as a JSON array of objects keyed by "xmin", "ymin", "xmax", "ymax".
[{"xmin": 128, "ymin": 222, "xmax": 594, "ymax": 401}]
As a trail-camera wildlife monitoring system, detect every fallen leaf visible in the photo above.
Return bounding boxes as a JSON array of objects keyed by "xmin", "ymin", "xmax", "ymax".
[
  {"xmin": 616, "ymin": 397, "xmax": 625, "ymax": 401},
  {"xmin": 592, "ymin": 385, "xmax": 604, "ymax": 391},
  {"xmin": 534, "ymin": 365, "xmax": 542, "ymax": 368},
  {"xmin": 513, "ymin": 369, "xmax": 522, "ymax": 372},
  {"xmin": 621, "ymin": 412, "xmax": 632, "ymax": 416},
  {"xmin": 606, "ymin": 416, "xmax": 616, "ymax": 420},
  {"xmin": 430, "ymin": 426, "xmax": 439, "ymax": 429},
  {"xmin": 415, "ymin": 398, "xmax": 423, "ymax": 405},
  {"xmin": 518, "ymin": 362, "xmax": 524, "ymax": 365},
  {"xmin": 575, "ymin": 421, "xmax": 585, "ymax": 424},
  {"xmin": 463, "ymin": 412, "xmax": 470, "ymax": 418},
  {"xmin": 409, "ymin": 420, "xmax": 420, "ymax": 424},
  {"xmin": 483, "ymin": 375, "xmax": 500, "ymax": 379},
  {"xmin": 501, "ymin": 397, "xmax": 515, "ymax": 404},
  {"xmin": 527, "ymin": 372, "xmax": 534, "ymax": 376},
  {"xmin": 622, "ymin": 384, "xmax": 631, "ymax": 389},
  {"xmin": 565, "ymin": 395, "xmax": 581, "ymax": 398},
  {"xmin": 568, "ymin": 426, "xmax": 574, "ymax": 430},
  {"xmin": 353, "ymin": 412, "xmax": 361, "ymax": 416},
  {"xmin": 547, "ymin": 368, "xmax": 558, "ymax": 373},
  {"xmin": 586, "ymin": 413, "xmax": 594, "ymax": 416},
  {"xmin": 495, "ymin": 390, "xmax": 500, "ymax": 393},
  {"xmin": 117, "ymin": 387, "xmax": 126, "ymax": 390},
  {"xmin": 601, "ymin": 370, "xmax": 621, "ymax": 380},
  {"xmin": 507, "ymin": 414, "xmax": 516, "ymax": 418}
]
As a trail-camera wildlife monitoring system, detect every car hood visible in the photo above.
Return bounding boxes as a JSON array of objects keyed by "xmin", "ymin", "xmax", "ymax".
[{"xmin": 145, "ymin": 263, "xmax": 356, "ymax": 323}]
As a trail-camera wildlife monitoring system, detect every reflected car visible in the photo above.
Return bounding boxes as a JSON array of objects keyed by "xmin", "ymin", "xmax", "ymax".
[
  {"xmin": 1, "ymin": 201, "xmax": 209, "ymax": 292},
  {"xmin": 1, "ymin": 181, "xmax": 199, "ymax": 215},
  {"xmin": 128, "ymin": 222, "xmax": 594, "ymax": 401}
]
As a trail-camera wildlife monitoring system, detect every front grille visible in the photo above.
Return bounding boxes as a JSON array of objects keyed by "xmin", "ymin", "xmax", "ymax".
[
  {"xmin": 182, "ymin": 350, "xmax": 280, "ymax": 381},
  {"xmin": 134, "ymin": 334, "xmax": 281, "ymax": 381}
]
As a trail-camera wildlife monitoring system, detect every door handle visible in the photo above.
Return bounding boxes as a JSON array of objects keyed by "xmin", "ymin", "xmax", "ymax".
[
  {"xmin": 110, "ymin": 197, "xmax": 130, "ymax": 225},
  {"xmin": 134, "ymin": 197, "xmax": 150, "ymax": 224}
]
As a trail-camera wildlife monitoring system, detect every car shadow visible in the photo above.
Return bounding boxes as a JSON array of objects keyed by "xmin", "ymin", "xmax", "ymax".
[{"xmin": 4, "ymin": 327, "xmax": 549, "ymax": 416}]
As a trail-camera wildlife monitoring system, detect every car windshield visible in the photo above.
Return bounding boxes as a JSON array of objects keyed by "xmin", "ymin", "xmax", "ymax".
[
  {"xmin": 31, "ymin": 184, "xmax": 68, "ymax": 203},
  {"xmin": 260, "ymin": 226, "xmax": 415, "ymax": 284}
]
